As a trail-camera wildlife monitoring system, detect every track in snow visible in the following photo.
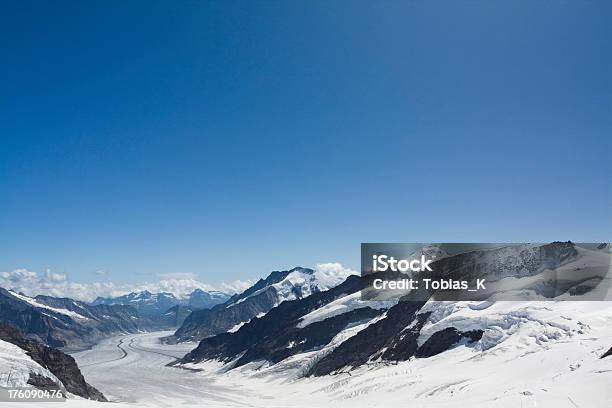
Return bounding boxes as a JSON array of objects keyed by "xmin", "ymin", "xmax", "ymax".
[
  {"xmin": 79, "ymin": 338, "xmax": 128, "ymax": 368},
  {"xmin": 71, "ymin": 331, "xmax": 249, "ymax": 407}
]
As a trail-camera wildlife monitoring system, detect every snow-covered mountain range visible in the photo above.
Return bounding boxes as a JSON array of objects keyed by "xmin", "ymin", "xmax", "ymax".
[
  {"xmin": 0, "ymin": 287, "xmax": 163, "ymax": 351},
  {"xmin": 169, "ymin": 266, "xmax": 355, "ymax": 343},
  {"xmin": 180, "ymin": 243, "xmax": 612, "ymax": 378},
  {"xmin": 92, "ymin": 288, "xmax": 230, "ymax": 316}
]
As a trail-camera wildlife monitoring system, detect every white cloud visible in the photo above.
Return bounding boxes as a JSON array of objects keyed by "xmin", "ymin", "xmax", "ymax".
[
  {"xmin": 44, "ymin": 269, "xmax": 67, "ymax": 283},
  {"xmin": 0, "ymin": 269, "xmax": 116, "ymax": 302},
  {"xmin": 220, "ymin": 279, "xmax": 253, "ymax": 293},
  {"xmin": 313, "ymin": 262, "xmax": 357, "ymax": 289},
  {"xmin": 132, "ymin": 279, "xmax": 217, "ymax": 298},
  {"xmin": 0, "ymin": 264, "xmax": 353, "ymax": 302},
  {"xmin": 0, "ymin": 268, "xmax": 252, "ymax": 302}
]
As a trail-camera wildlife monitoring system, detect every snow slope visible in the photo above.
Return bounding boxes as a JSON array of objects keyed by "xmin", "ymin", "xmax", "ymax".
[
  {"xmin": 229, "ymin": 266, "xmax": 353, "ymax": 308},
  {"xmin": 0, "ymin": 339, "xmax": 61, "ymax": 388},
  {"xmin": 297, "ymin": 292, "xmax": 395, "ymax": 328},
  {"xmin": 8, "ymin": 290, "xmax": 90, "ymax": 320}
]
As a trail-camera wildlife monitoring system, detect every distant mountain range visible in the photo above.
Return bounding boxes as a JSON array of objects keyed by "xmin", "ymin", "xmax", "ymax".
[
  {"xmin": 92, "ymin": 288, "xmax": 230, "ymax": 317},
  {"xmin": 0, "ymin": 285, "xmax": 233, "ymax": 352},
  {"xmin": 0, "ymin": 287, "xmax": 164, "ymax": 351},
  {"xmin": 0, "ymin": 287, "xmax": 228, "ymax": 399}
]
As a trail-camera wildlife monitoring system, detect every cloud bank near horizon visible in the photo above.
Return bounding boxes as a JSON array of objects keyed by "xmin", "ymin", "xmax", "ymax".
[
  {"xmin": 0, "ymin": 268, "xmax": 253, "ymax": 302},
  {"xmin": 0, "ymin": 263, "xmax": 357, "ymax": 302}
]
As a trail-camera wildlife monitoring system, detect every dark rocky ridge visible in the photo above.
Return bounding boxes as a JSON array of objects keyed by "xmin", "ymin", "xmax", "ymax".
[
  {"xmin": 158, "ymin": 305, "xmax": 195, "ymax": 327},
  {"xmin": 169, "ymin": 267, "xmax": 319, "ymax": 343},
  {"xmin": 92, "ymin": 289, "xmax": 230, "ymax": 317},
  {"xmin": 308, "ymin": 301, "xmax": 427, "ymax": 376},
  {"xmin": 181, "ymin": 242, "xmax": 590, "ymax": 377},
  {"xmin": 312, "ymin": 243, "xmax": 584, "ymax": 375},
  {"xmin": 226, "ymin": 267, "xmax": 313, "ymax": 305},
  {"xmin": 0, "ymin": 322, "xmax": 107, "ymax": 401},
  {"xmin": 27, "ymin": 372, "xmax": 60, "ymax": 389},
  {"xmin": 415, "ymin": 327, "xmax": 483, "ymax": 358},
  {"xmin": 172, "ymin": 286, "xmax": 279, "ymax": 343},
  {"xmin": 0, "ymin": 288, "xmax": 160, "ymax": 351},
  {"xmin": 181, "ymin": 274, "xmax": 367, "ymax": 364}
]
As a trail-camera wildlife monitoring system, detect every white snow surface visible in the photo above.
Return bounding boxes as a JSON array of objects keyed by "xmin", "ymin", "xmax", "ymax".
[
  {"xmin": 0, "ymin": 339, "xmax": 61, "ymax": 388},
  {"xmin": 297, "ymin": 291, "xmax": 395, "ymax": 328}
]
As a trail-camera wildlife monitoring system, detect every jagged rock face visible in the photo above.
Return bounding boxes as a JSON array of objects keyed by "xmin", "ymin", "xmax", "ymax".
[
  {"xmin": 228, "ymin": 268, "xmax": 312, "ymax": 304},
  {"xmin": 158, "ymin": 305, "xmax": 194, "ymax": 327},
  {"xmin": 415, "ymin": 327, "xmax": 483, "ymax": 358},
  {"xmin": 309, "ymin": 243, "xmax": 585, "ymax": 375},
  {"xmin": 27, "ymin": 373, "xmax": 59, "ymax": 389},
  {"xmin": 0, "ymin": 322, "xmax": 106, "ymax": 401},
  {"xmin": 0, "ymin": 288, "xmax": 86, "ymax": 349},
  {"xmin": 180, "ymin": 272, "xmax": 488, "ymax": 377},
  {"xmin": 309, "ymin": 301, "xmax": 427, "ymax": 376},
  {"xmin": 394, "ymin": 242, "xmax": 582, "ymax": 301},
  {"xmin": 173, "ymin": 286, "xmax": 280, "ymax": 342},
  {"xmin": 182, "ymin": 293, "xmax": 482, "ymax": 378},
  {"xmin": 180, "ymin": 243, "xmax": 590, "ymax": 378},
  {"xmin": 181, "ymin": 275, "xmax": 365, "ymax": 363},
  {"xmin": 171, "ymin": 267, "xmax": 334, "ymax": 343},
  {"xmin": 261, "ymin": 308, "xmax": 382, "ymax": 365},
  {"xmin": 0, "ymin": 288, "xmax": 157, "ymax": 351}
]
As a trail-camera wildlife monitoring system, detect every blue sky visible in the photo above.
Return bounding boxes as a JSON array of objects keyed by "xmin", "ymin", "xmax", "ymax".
[{"xmin": 1, "ymin": 1, "xmax": 610, "ymax": 288}]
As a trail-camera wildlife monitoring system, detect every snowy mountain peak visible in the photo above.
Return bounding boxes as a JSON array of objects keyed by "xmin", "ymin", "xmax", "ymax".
[
  {"xmin": 171, "ymin": 265, "xmax": 356, "ymax": 343},
  {"xmin": 229, "ymin": 265, "xmax": 352, "ymax": 307}
]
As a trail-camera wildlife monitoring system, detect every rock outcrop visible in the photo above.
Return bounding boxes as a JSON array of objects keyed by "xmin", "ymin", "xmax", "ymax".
[{"xmin": 0, "ymin": 322, "xmax": 107, "ymax": 401}]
